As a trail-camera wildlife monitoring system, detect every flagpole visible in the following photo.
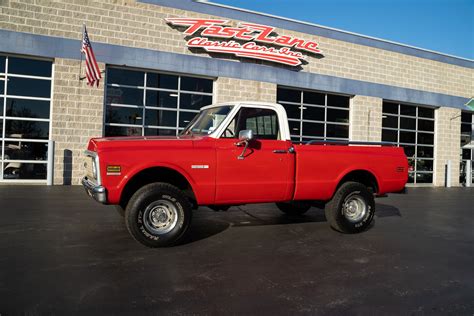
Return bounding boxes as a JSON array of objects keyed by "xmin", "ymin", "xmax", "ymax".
[{"xmin": 78, "ymin": 23, "xmax": 85, "ymax": 82}]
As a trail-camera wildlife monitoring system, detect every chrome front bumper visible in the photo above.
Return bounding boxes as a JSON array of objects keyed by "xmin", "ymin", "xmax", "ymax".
[{"xmin": 82, "ymin": 177, "xmax": 107, "ymax": 204}]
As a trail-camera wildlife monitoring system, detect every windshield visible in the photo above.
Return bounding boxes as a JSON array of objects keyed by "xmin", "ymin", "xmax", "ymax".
[{"xmin": 181, "ymin": 105, "xmax": 233, "ymax": 136}]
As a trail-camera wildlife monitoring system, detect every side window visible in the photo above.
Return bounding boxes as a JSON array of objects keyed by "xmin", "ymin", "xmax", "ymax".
[{"xmin": 221, "ymin": 107, "xmax": 280, "ymax": 140}]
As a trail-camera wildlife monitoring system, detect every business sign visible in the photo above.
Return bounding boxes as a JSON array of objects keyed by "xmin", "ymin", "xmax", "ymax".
[{"xmin": 165, "ymin": 18, "xmax": 323, "ymax": 67}]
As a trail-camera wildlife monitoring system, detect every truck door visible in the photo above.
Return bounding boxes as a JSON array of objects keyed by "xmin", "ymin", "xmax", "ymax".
[{"xmin": 215, "ymin": 107, "xmax": 295, "ymax": 204}]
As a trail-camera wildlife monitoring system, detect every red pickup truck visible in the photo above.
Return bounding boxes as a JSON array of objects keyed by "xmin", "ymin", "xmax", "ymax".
[{"xmin": 82, "ymin": 101, "xmax": 408, "ymax": 247}]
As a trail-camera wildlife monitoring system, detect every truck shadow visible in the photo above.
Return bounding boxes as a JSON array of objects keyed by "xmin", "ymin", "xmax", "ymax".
[{"xmin": 178, "ymin": 203, "xmax": 401, "ymax": 245}]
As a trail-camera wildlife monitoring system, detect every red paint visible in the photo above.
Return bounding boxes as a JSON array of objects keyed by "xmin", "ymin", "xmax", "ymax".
[{"xmin": 87, "ymin": 136, "xmax": 407, "ymax": 206}]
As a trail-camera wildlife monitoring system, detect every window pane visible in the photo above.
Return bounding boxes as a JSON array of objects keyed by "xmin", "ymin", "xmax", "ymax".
[
  {"xmin": 418, "ymin": 119, "xmax": 434, "ymax": 132},
  {"xmin": 416, "ymin": 173, "xmax": 433, "ymax": 183},
  {"xmin": 277, "ymin": 88, "xmax": 300, "ymax": 103},
  {"xmin": 107, "ymin": 68, "xmax": 144, "ymax": 86},
  {"xmin": 403, "ymin": 145, "xmax": 416, "ymax": 158},
  {"xmin": 238, "ymin": 108, "xmax": 279, "ymax": 140},
  {"xmin": 0, "ymin": 80, "xmax": 4, "ymax": 94},
  {"xmin": 418, "ymin": 107, "xmax": 434, "ymax": 118},
  {"xmin": 146, "ymin": 90, "xmax": 178, "ymax": 108},
  {"xmin": 107, "ymin": 87, "xmax": 143, "ymax": 106},
  {"xmin": 303, "ymin": 105, "xmax": 324, "ymax": 121},
  {"xmin": 326, "ymin": 124, "xmax": 348, "ymax": 138},
  {"xmin": 0, "ymin": 97, "xmax": 3, "ymax": 115},
  {"xmin": 8, "ymin": 57, "xmax": 52, "ymax": 77},
  {"xmin": 383, "ymin": 115, "xmax": 398, "ymax": 128},
  {"xmin": 3, "ymin": 162, "xmax": 47, "ymax": 180},
  {"xmin": 281, "ymin": 103, "xmax": 300, "ymax": 119},
  {"xmin": 7, "ymin": 77, "xmax": 51, "ymax": 98},
  {"xmin": 144, "ymin": 128, "xmax": 176, "ymax": 136},
  {"xmin": 3, "ymin": 141, "xmax": 48, "ymax": 160},
  {"xmin": 383, "ymin": 102, "xmax": 398, "ymax": 114},
  {"xmin": 416, "ymin": 159, "xmax": 433, "ymax": 171},
  {"xmin": 400, "ymin": 104, "xmax": 416, "ymax": 116},
  {"xmin": 417, "ymin": 146, "xmax": 434, "ymax": 158},
  {"xmin": 145, "ymin": 109, "xmax": 177, "ymax": 127},
  {"xmin": 462, "ymin": 149, "xmax": 471, "ymax": 160},
  {"xmin": 303, "ymin": 122, "xmax": 324, "ymax": 137},
  {"xmin": 461, "ymin": 112, "xmax": 472, "ymax": 124},
  {"xmin": 400, "ymin": 117, "xmax": 416, "ymax": 130},
  {"xmin": 400, "ymin": 131, "xmax": 416, "ymax": 144},
  {"xmin": 407, "ymin": 173, "xmax": 415, "ymax": 183},
  {"xmin": 461, "ymin": 123, "xmax": 472, "ymax": 134},
  {"xmin": 106, "ymin": 106, "xmax": 143, "ymax": 125},
  {"xmin": 382, "ymin": 129, "xmax": 397, "ymax": 142},
  {"xmin": 179, "ymin": 111, "xmax": 198, "ymax": 128},
  {"xmin": 288, "ymin": 120, "xmax": 301, "ymax": 136},
  {"xmin": 303, "ymin": 91, "xmax": 325, "ymax": 105},
  {"xmin": 417, "ymin": 132, "xmax": 434, "ymax": 145},
  {"xmin": 5, "ymin": 120, "xmax": 49, "ymax": 139},
  {"xmin": 147, "ymin": 73, "xmax": 178, "ymax": 90},
  {"xmin": 327, "ymin": 108, "xmax": 349, "ymax": 123},
  {"xmin": 6, "ymin": 98, "xmax": 50, "ymax": 119},
  {"xmin": 180, "ymin": 93, "xmax": 212, "ymax": 111},
  {"xmin": 105, "ymin": 125, "xmax": 142, "ymax": 136},
  {"xmin": 0, "ymin": 56, "xmax": 5, "ymax": 73},
  {"xmin": 181, "ymin": 76, "xmax": 213, "ymax": 93},
  {"xmin": 327, "ymin": 94, "xmax": 349, "ymax": 108}
]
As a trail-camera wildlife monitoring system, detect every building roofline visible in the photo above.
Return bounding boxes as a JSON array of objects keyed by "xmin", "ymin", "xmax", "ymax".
[
  {"xmin": 198, "ymin": 0, "xmax": 473, "ymax": 63},
  {"xmin": 139, "ymin": 0, "xmax": 474, "ymax": 68}
]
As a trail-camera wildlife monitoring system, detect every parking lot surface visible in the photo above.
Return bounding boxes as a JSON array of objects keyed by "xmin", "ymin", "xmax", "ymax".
[{"xmin": 0, "ymin": 186, "xmax": 473, "ymax": 315}]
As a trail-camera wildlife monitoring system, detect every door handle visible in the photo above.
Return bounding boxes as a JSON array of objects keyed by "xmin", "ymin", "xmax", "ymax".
[{"xmin": 273, "ymin": 149, "xmax": 287, "ymax": 154}]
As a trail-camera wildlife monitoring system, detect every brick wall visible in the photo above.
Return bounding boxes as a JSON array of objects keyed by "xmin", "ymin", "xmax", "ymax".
[
  {"xmin": 433, "ymin": 107, "xmax": 461, "ymax": 186},
  {"xmin": 349, "ymin": 96, "xmax": 382, "ymax": 142},
  {"xmin": 52, "ymin": 58, "xmax": 104, "ymax": 185},
  {"xmin": 215, "ymin": 78, "xmax": 276, "ymax": 103},
  {"xmin": 0, "ymin": 0, "xmax": 471, "ymax": 99}
]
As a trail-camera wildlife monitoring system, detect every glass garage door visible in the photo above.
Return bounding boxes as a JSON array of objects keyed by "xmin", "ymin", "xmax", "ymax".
[
  {"xmin": 277, "ymin": 87, "xmax": 350, "ymax": 142},
  {"xmin": 0, "ymin": 55, "xmax": 53, "ymax": 182},
  {"xmin": 460, "ymin": 111, "xmax": 473, "ymax": 185},
  {"xmin": 382, "ymin": 101, "xmax": 435, "ymax": 184},
  {"xmin": 104, "ymin": 67, "xmax": 214, "ymax": 136}
]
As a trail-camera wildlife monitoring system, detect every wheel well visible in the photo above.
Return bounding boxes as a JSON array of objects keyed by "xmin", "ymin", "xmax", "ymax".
[
  {"xmin": 120, "ymin": 167, "xmax": 196, "ymax": 209},
  {"xmin": 337, "ymin": 170, "xmax": 378, "ymax": 194}
]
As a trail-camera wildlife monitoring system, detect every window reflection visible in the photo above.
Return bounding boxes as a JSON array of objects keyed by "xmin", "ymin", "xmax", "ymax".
[
  {"xmin": 6, "ymin": 98, "xmax": 50, "ymax": 119},
  {"xmin": 7, "ymin": 77, "xmax": 51, "ymax": 98},
  {"xmin": 3, "ymin": 163, "xmax": 47, "ymax": 180},
  {"xmin": 105, "ymin": 67, "xmax": 214, "ymax": 137}
]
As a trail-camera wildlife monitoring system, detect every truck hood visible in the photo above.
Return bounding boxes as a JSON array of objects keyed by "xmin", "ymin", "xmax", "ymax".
[{"xmin": 87, "ymin": 135, "xmax": 205, "ymax": 152}]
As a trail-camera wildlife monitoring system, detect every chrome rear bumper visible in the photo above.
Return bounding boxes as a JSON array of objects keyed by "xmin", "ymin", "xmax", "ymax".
[{"xmin": 82, "ymin": 177, "xmax": 107, "ymax": 204}]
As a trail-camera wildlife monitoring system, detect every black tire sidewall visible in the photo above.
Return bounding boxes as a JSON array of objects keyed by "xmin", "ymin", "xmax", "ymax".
[
  {"xmin": 330, "ymin": 182, "xmax": 375, "ymax": 233},
  {"xmin": 126, "ymin": 183, "xmax": 191, "ymax": 247}
]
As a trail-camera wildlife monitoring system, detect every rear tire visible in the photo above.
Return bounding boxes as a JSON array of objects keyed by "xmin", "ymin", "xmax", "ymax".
[
  {"xmin": 276, "ymin": 201, "xmax": 311, "ymax": 215},
  {"xmin": 325, "ymin": 181, "xmax": 375, "ymax": 233},
  {"xmin": 125, "ymin": 182, "xmax": 192, "ymax": 247}
]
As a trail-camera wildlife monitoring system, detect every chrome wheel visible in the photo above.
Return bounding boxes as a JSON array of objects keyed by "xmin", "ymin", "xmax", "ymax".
[
  {"xmin": 143, "ymin": 200, "xmax": 179, "ymax": 235},
  {"xmin": 342, "ymin": 193, "xmax": 367, "ymax": 223}
]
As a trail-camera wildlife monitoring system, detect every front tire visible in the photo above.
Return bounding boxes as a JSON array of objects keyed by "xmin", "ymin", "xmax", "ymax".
[
  {"xmin": 276, "ymin": 201, "xmax": 311, "ymax": 215},
  {"xmin": 125, "ymin": 183, "xmax": 192, "ymax": 247},
  {"xmin": 325, "ymin": 181, "xmax": 375, "ymax": 233}
]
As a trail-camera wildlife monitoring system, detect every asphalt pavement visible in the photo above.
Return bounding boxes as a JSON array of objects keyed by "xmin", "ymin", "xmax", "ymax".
[{"xmin": 0, "ymin": 186, "xmax": 473, "ymax": 315}]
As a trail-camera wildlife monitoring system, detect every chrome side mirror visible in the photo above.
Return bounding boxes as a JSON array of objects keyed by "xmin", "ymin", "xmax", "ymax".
[
  {"xmin": 235, "ymin": 129, "xmax": 254, "ymax": 160},
  {"xmin": 239, "ymin": 129, "xmax": 254, "ymax": 142}
]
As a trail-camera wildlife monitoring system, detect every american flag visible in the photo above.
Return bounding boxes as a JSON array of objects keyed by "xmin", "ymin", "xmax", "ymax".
[{"xmin": 81, "ymin": 26, "xmax": 102, "ymax": 87}]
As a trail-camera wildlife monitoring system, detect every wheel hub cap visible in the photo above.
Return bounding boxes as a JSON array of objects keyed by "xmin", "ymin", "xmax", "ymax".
[
  {"xmin": 143, "ymin": 200, "xmax": 179, "ymax": 235},
  {"xmin": 342, "ymin": 194, "xmax": 367, "ymax": 223}
]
